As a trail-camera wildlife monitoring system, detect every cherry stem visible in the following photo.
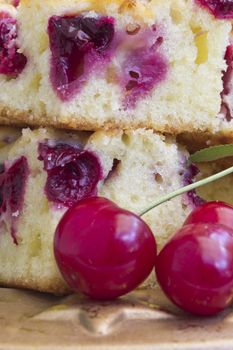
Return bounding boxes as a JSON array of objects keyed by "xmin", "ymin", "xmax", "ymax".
[{"xmin": 140, "ymin": 165, "xmax": 233, "ymax": 217}]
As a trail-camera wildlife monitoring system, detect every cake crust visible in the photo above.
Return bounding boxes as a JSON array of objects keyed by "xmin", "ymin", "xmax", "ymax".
[{"xmin": 0, "ymin": 104, "xmax": 225, "ymax": 136}]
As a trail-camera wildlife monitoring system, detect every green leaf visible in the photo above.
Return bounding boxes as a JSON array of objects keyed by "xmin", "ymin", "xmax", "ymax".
[{"xmin": 189, "ymin": 144, "xmax": 233, "ymax": 163}]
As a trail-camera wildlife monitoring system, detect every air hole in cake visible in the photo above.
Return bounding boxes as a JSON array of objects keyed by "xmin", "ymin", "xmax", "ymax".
[
  {"xmin": 38, "ymin": 142, "xmax": 102, "ymax": 208},
  {"xmin": 122, "ymin": 134, "xmax": 130, "ymax": 146},
  {"xmin": 0, "ymin": 156, "xmax": 29, "ymax": 245},
  {"xmin": 196, "ymin": 0, "xmax": 233, "ymax": 19},
  {"xmin": 0, "ymin": 12, "xmax": 27, "ymax": 77},
  {"xmin": 154, "ymin": 173, "xmax": 163, "ymax": 184},
  {"xmin": 220, "ymin": 45, "xmax": 233, "ymax": 122},
  {"xmin": 129, "ymin": 70, "xmax": 140, "ymax": 79},
  {"xmin": 105, "ymin": 159, "xmax": 121, "ymax": 182},
  {"xmin": 48, "ymin": 15, "xmax": 115, "ymax": 101},
  {"xmin": 126, "ymin": 23, "xmax": 141, "ymax": 35},
  {"xmin": 154, "ymin": 36, "xmax": 164, "ymax": 50},
  {"xmin": 181, "ymin": 164, "xmax": 205, "ymax": 208}
]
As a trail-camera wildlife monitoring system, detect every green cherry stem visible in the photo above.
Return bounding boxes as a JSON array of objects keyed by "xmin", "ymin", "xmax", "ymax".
[{"xmin": 140, "ymin": 165, "xmax": 233, "ymax": 217}]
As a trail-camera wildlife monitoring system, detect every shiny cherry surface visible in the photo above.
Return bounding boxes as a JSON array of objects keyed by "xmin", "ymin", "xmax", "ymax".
[
  {"xmin": 54, "ymin": 197, "xmax": 157, "ymax": 299},
  {"xmin": 156, "ymin": 223, "xmax": 233, "ymax": 315},
  {"xmin": 184, "ymin": 201, "xmax": 233, "ymax": 229}
]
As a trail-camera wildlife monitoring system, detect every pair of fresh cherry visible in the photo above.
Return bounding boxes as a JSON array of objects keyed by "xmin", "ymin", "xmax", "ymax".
[{"xmin": 54, "ymin": 197, "xmax": 233, "ymax": 316}]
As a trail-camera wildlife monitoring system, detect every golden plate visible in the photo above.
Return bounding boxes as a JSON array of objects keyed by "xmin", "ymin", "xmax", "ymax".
[{"xmin": 0, "ymin": 285, "xmax": 232, "ymax": 349}]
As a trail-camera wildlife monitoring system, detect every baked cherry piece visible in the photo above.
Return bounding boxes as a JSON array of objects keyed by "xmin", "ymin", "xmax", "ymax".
[
  {"xmin": 221, "ymin": 45, "xmax": 233, "ymax": 122},
  {"xmin": 196, "ymin": 0, "xmax": 233, "ymax": 19},
  {"xmin": 122, "ymin": 48, "xmax": 168, "ymax": 109},
  {"xmin": 121, "ymin": 27, "xmax": 168, "ymax": 109},
  {"xmin": 156, "ymin": 223, "xmax": 233, "ymax": 316},
  {"xmin": 224, "ymin": 45, "xmax": 233, "ymax": 67},
  {"xmin": 0, "ymin": 156, "xmax": 29, "ymax": 244},
  {"xmin": 54, "ymin": 197, "xmax": 157, "ymax": 299},
  {"xmin": 48, "ymin": 15, "xmax": 115, "ymax": 101},
  {"xmin": 38, "ymin": 143, "xmax": 102, "ymax": 208},
  {"xmin": 184, "ymin": 201, "xmax": 233, "ymax": 229},
  {"xmin": 0, "ymin": 12, "xmax": 27, "ymax": 76},
  {"xmin": 182, "ymin": 164, "xmax": 205, "ymax": 207}
]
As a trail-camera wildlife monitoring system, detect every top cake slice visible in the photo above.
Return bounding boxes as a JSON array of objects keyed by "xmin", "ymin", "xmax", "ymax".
[{"xmin": 0, "ymin": 0, "xmax": 232, "ymax": 134}]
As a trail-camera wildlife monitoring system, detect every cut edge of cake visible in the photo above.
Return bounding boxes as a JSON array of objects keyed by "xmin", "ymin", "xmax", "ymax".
[
  {"xmin": 0, "ymin": 0, "xmax": 231, "ymax": 136},
  {"xmin": 0, "ymin": 126, "xmax": 199, "ymax": 294}
]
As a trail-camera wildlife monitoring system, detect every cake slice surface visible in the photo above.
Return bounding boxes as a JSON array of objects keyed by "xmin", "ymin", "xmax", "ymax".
[
  {"xmin": 0, "ymin": 127, "xmax": 197, "ymax": 294},
  {"xmin": 0, "ymin": 0, "xmax": 232, "ymax": 135}
]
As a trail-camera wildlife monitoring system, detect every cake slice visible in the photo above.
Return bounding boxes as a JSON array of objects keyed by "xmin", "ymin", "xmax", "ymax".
[
  {"xmin": 0, "ymin": 0, "xmax": 232, "ymax": 135},
  {"xmin": 0, "ymin": 127, "xmax": 200, "ymax": 294}
]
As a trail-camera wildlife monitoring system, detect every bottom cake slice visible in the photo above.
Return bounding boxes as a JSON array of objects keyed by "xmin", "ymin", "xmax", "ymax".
[{"xmin": 0, "ymin": 127, "xmax": 199, "ymax": 294}]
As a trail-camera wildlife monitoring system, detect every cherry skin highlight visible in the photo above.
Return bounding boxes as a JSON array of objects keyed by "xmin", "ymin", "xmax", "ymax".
[
  {"xmin": 156, "ymin": 223, "xmax": 233, "ymax": 316},
  {"xmin": 54, "ymin": 197, "xmax": 157, "ymax": 299},
  {"xmin": 184, "ymin": 201, "xmax": 233, "ymax": 229}
]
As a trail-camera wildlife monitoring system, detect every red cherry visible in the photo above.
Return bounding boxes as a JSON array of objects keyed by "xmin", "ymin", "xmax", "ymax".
[
  {"xmin": 184, "ymin": 201, "xmax": 233, "ymax": 230},
  {"xmin": 156, "ymin": 223, "xmax": 233, "ymax": 316},
  {"xmin": 54, "ymin": 197, "xmax": 157, "ymax": 299}
]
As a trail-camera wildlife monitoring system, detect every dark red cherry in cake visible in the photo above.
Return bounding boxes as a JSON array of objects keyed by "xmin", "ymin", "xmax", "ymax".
[
  {"xmin": 3, "ymin": 156, "xmax": 29, "ymax": 216},
  {"xmin": 221, "ymin": 45, "xmax": 233, "ymax": 121},
  {"xmin": 54, "ymin": 197, "xmax": 157, "ymax": 299},
  {"xmin": 184, "ymin": 201, "xmax": 233, "ymax": 229},
  {"xmin": 196, "ymin": 0, "xmax": 233, "ymax": 19},
  {"xmin": 0, "ymin": 156, "xmax": 29, "ymax": 244},
  {"xmin": 48, "ymin": 15, "xmax": 115, "ymax": 100},
  {"xmin": 225, "ymin": 45, "xmax": 233, "ymax": 66},
  {"xmin": 222, "ymin": 45, "xmax": 233, "ymax": 97},
  {"xmin": 0, "ymin": 12, "xmax": 27, "ymax": 76},
  {"xmin": 38, "ymin": 143, "xmax": 102, "ymax": 208},
  {"xmin": 156, "ymin": 223, "xmax": 233, "ymax": 315}
]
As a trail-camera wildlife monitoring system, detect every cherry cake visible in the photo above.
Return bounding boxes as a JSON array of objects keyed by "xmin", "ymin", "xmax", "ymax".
[
  {"xmin": 0, "ymin": 0, "xmax": 232, "ymax": 136},
  {"xmin": 0, "ymin": 127, "xmax": 200, "ymax": 294}
]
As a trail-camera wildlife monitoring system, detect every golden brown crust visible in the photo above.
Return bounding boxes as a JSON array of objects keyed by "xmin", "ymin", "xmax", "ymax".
[{"xmin": 0, "ymin": 103, "xmax": 222, "ymax": 137}]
